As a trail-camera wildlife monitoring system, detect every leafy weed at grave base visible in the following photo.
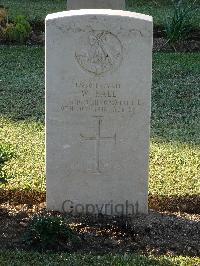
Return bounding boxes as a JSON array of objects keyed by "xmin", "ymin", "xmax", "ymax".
[{"xmin": 22, "ymin": 215, "xmax": 81, "ymax": 252}]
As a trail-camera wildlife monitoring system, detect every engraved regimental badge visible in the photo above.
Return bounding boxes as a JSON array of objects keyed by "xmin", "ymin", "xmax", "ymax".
[{"xmin": 75, "ymin": 30, "xmax": 123, "ymax": 76}]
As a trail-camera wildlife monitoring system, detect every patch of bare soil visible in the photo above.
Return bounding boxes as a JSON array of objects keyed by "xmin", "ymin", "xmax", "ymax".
[
  {"xmin": 153, "ymin": 37, "xmax": 200, "ymax": 52},
  {"xmin": 1, "ymin": 190, "xmax": 200, "ymax": 214},
  {"xmin": 0, "ymin": 201, "xmax": 199, "ymax": 256}
]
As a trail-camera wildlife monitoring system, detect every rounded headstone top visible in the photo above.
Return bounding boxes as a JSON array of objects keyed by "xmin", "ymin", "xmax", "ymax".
[{"xmin": 46, "ymin": 9, "xmax": 152, "ymax": 22}]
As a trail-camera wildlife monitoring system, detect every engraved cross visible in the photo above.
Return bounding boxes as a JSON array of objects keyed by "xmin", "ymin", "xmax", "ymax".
[{"xmin": 80, "ymin": 116, "xmax": 116, "ymax": 173}]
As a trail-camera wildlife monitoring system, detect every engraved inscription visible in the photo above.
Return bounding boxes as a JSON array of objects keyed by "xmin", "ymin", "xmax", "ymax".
[
  {"xmin": 75, "ymin": 80, "xmax": 121, "ymax": 90},
  {"xmin": 61, "ymin": 80, "xmax": 136, "ymax": 114},
  {"xmin": 75, "ymin": 31, "xmax": 123, "ymax": 75},
  {"xmin": 61, "ymin": 97, "xmax": 135, "ymax": 113},
  {"xmin": 80, "ymin": 116, "xmax": 116, "ymax": 173}
]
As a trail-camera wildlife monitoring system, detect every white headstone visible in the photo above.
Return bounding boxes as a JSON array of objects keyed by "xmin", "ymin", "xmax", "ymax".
[
  {"xmin": 46, "ymin": 10, "xmax": 153, "ymax": 216},
  {"xmin": 67, "ymin": 0, "xmax": 125, "ymax": 10}
]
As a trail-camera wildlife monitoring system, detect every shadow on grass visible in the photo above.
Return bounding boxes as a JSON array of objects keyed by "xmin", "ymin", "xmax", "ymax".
[
  {"xmin": 0, "ymin": 46, "xmax": 44, "ymax": 122},
  {"xmin": 151, "ymin": 53, "xmax": 200, "ymax": 146}
]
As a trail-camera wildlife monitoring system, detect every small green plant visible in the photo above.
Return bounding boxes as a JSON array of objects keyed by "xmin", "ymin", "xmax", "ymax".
[
  {"xmin": 5, "ymin": 15, "xmax": 31, "ymax": 43},
  {"xmin": 164, "ymin": 0, "xmax": 198, "ymax": 49},
  {"xmin": 23, "ymin": 215, "xmax": 81, "ymax": 251},
  {"xmin": 0, "ymin": 144, "xmax": 15, "ymax": 185},
  {"xmin": 0, "ymin": 6, "xmax": 31, "ymax": 43}
]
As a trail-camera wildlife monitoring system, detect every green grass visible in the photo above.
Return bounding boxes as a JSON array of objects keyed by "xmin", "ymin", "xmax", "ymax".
[
  {"xmin": 2, "ymin": 0, "xmax": 67, "ymax": 23},
  {"xmin": 0, "ymin": 46, "xmax": 45, "ymax": 190},
  {"xmin": 1, "ymin": 0, "xmax": 200, "ymax": 28},
  {"xmin": 0, "ymin": 46, "xmax": 44, "ymax": 121},
  {"xmin": 0, "ymin": 118, "xmax": 45, "ymax": 190},
  {"xmin": 150, "ymin": 53, "xmax": 200, "ymax": 196},
  {"xmin": 0, "ymin": 46, "xmax": 199, "ymax": 196},
  {"xmin": 0, "ymin": 250, "xmax": 199, "ymax": 266}
]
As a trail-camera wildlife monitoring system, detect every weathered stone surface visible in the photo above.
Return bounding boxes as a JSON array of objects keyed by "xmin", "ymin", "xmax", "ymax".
[
  {"xmin": 67, "ymin": 0, "xmax": 125, "ymax": 10},
  {"xmin": 45, "ymin": 10, "xmax": 153, "ymax": 215}
]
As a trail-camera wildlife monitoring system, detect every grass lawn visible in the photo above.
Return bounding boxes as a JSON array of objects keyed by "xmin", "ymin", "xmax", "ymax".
[
  {"xmin": 1, "ymin": 0, "xmax": 200, "ymax": 28},
  {"xmin": 0, "ymin": 46, "xmax": 199, "ymax": 197},
  {"xmin": 0, "ymin": 250, "xmax": 200, "ymax": 266}
]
